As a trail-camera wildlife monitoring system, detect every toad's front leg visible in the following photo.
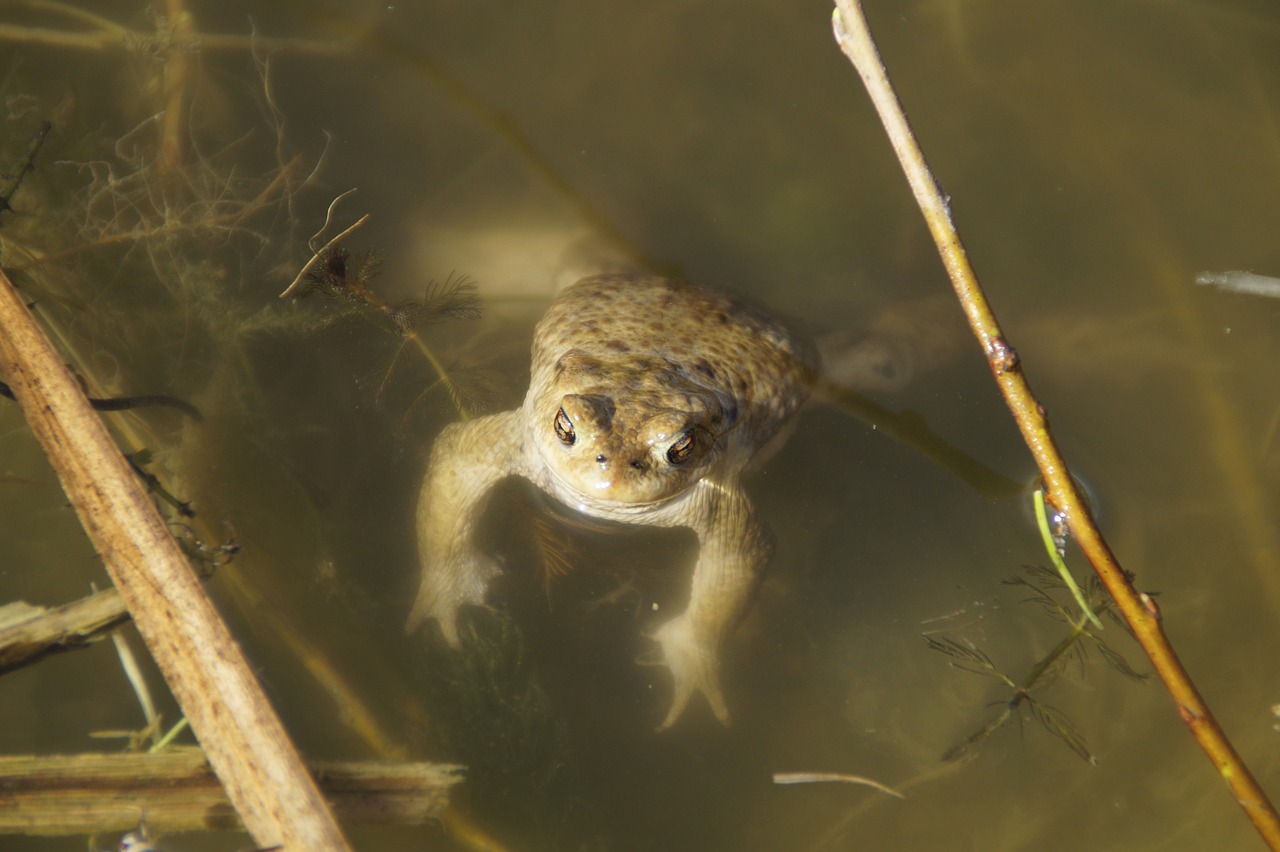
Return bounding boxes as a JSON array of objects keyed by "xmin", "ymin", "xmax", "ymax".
[
  {"xmin": 406, "ymin": 410, "xmax": 525, "ymax": 646},
  {"xmin": 651, "ymin": 482, "xmax": 771, "ymax": 731}
]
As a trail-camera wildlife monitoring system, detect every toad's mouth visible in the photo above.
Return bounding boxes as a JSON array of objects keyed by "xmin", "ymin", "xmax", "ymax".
[
  {"xmin": 542, "ymin": 464, "xmax": 683, "ymax": 516},
  {"xmin": 532, "ymin": 488, "xmax": 667, "ymax": 535}
]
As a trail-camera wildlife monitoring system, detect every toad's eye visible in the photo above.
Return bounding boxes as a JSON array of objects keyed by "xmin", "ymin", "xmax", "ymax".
[
  {"xmin": 554, "ymin": 407, "xmax": 576, "ymax": 445},
  {"xmin": 666, "ymin": 431, "xmax": 695, "ymax": 465}
]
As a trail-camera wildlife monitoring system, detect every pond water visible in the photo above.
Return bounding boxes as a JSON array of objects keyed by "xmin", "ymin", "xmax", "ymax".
[{"xmin": 1, "ymin": 0, "xmax": 1279, "ymax": 850}]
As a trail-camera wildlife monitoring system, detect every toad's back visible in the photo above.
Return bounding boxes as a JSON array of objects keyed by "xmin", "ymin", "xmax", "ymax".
[{"xmin": 531, "ymin": 274, "xmax": 816, "ymax": 444}]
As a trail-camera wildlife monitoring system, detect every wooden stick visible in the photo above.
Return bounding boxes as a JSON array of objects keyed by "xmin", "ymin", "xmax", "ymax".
[
  {"xmin": 0, "ymin": 590, "xmax": 129, "ymax": 673},
  {"xmin": 0, "ymin": 265, "xmax": 352, "ymax": 849},
  {"xmin": 0, "ymin": 751, "xmax": 462, "ymax": 835},
  {"xmin": 830, "ymin": 2, "xmax": 1280, "ymax": 848}
]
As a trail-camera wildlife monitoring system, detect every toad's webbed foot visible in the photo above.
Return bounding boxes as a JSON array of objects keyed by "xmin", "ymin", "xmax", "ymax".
[
  {"xmin": 406, "ymin": 549, "xmax": 502, "ymax": 648},
  {"xmin": 644, "ymin": 615, "xmax": 730, "ymax": 731}
]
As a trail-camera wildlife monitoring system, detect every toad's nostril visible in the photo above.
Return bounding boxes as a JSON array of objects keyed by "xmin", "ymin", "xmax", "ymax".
[{"xmin": 596, "ymin": 454, "xmax": 607, "ymax": 463}]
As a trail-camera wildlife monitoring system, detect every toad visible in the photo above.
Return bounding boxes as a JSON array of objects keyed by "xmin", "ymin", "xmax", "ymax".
[{"xmin": 406, "ymin": 273, "xmax": 816, "ymax": 729}]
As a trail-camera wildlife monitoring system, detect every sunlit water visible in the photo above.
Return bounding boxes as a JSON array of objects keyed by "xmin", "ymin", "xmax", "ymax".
[{"xmin": 1, "ymin": 1, "xmax": 1279, "ymax": 849}]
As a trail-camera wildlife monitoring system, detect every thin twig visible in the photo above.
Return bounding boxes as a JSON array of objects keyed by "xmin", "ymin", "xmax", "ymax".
[
  {"xmin": 0, "ymin": 0, "xmax": 344, "ymax": 55},
  {"xmin": 831, "ymin": 2, "xmax": 1280, "ymax": 848},
  {"xmin": 0, "ymin": 120, "xmax": 51, "ymax": 217},
  {"xmin": 108, "ymin": 629, "xmax": 159, "ymax": 744},
  {"xmin": 13, "ymin": 0, "xmax": 129, "ymax": 36},
  {"xmin": 279, "ymin": 210, "xmax": 369, "ymax": 298},
  {"xmin": 773, "ymin": 772, "xmax": 905, "ymax": 800}
]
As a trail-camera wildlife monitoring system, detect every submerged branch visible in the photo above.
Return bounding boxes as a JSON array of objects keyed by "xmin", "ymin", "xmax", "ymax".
[
  {"xmin": 0, "ymin": 750, "xmax": 462, "ymax": 835},
  {"xmin": 831, "ymin": 2, "xmax": 1280, "ymax": 846}
]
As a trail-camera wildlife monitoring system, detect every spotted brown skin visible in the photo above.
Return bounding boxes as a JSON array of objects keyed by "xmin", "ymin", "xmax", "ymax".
[{"xmin": 407, "ymin": 273, "xmax": 816, "ymax": 729}]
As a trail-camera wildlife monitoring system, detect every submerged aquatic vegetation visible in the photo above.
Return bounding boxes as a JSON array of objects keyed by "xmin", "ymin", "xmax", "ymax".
[
  {"xmin": 929, "ymin": 563, "xmax": 1147, "ymax": 764},
  {"xmin": 281, "ymin": 192, "xmax": 494, "ymax": 425},
  {"xmin": 0, "ymin": 120, "xmax": 50, "ymax": 217},
  {"xmin": 1033, "ymin": 488, "xmax": 1101, "ymax": 630},
  {"xmin": 927, "ymin": 490, "xmax": 1144, "ymax": 763},
  {"xmin": 0, "ymin": 3, "xmax": 500, "ymax": 841},
  {"xmin": 417, "ymin": 608, "xmax": 611, "ymax": 849}
]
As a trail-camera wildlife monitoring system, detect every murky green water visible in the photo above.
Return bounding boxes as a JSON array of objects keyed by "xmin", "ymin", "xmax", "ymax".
[{"xmin": 1, "ymin": 1, "xmax": 1279, "ymax": 849}]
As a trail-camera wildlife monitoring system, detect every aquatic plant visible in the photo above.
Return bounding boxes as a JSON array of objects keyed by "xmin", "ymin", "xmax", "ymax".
[
  {"xmin": 929, "ymin": 563, "xmax": 1147, "ymax": 765},
  {"xmin": 280, "ymin": 196, "xmax": 494, "ymax": 424},
  {"xmin": 417, "ymin": 608, "xmax": 612, "ymax": 849}
]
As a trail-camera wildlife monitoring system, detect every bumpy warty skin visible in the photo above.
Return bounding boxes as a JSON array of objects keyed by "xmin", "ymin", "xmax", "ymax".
[{"xmin": 407, "ymin": 273, "xmax": 817, "ymax": 730}]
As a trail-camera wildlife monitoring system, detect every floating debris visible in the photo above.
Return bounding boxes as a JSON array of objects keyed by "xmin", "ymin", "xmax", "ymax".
[{"xmin": 1195, "ymin": 270, "xmax": 1280, "ymax": 299}]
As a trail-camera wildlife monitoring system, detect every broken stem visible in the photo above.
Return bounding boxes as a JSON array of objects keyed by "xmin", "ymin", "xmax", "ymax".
[{"xmin": 831, "ymin": 1, "xmax": 1280, "ymax": 848}]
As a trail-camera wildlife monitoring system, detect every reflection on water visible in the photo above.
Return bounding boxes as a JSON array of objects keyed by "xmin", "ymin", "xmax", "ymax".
[{"xmin": 1, "ymin": 0, "xmax": 1279, "ymax": 849}]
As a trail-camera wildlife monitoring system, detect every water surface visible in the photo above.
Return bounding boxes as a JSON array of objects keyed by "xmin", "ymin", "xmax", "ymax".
[{"xmin": 1, "ymin": 1, "xmax": 1278, "ymax": 849}]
